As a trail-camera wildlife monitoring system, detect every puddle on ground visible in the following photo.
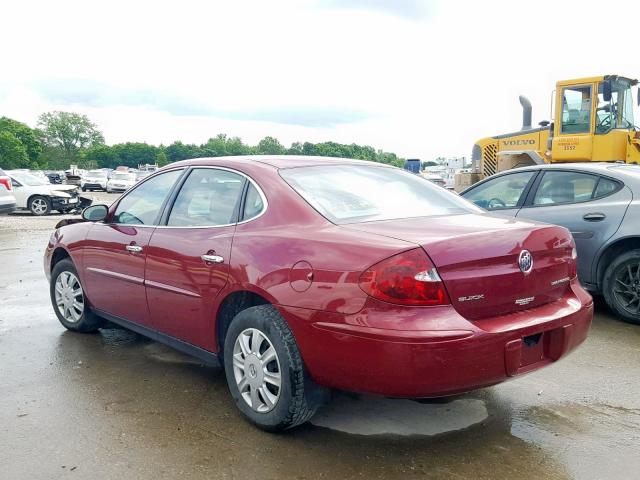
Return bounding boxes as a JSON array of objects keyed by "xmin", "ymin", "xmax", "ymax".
[
  {"xmin": 143, "ymin": 342, "xmax": 206, "ymax": 366},
  {"xmin": 311, "ymin": 393, "xmax": 487, "ymax": 436}
]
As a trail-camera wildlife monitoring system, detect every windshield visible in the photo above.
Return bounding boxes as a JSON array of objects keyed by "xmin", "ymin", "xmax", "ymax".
[
  {"xmin": 10, "ymin": 171, "xmax": 49, "ymax": 186},
  {"xmin": 596, "ymin": 79, "xmax": 636, "ymax": 133},
  {"xmin": 280, "ymin": 165, "xmax": 481, "ymax": 224},
  {"xmin": 87, "ymin": 170, "xmax": 107, "ymax": 178},
  {"xmin": 112, "ymin": 172, "xmax": 135, "ymax": 181}
]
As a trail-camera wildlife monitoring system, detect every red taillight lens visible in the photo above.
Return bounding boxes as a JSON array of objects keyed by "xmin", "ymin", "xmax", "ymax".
[
  {"xmin": 358, "ymin": 248, "xmax": 450, "ymax": 306},
  {"xmin": 0, "ymin": 177, "xmax": 12, "ymax": 192},
  {"xmin": 568, "ymin": 246, "xmax": 578, "ymax": 279}
]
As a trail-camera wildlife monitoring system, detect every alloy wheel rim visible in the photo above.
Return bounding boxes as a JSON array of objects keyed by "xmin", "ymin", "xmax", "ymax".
[
  {"xmin": 32, "ymin": 198, "xmax": 47, "ymax": 214},
  {"xmin": 54, "ymin": 271, "xmax": 84, "ymax": 323},
  {"xmin": 613, "ymin": 262, "xmax": 640, "ymax": 315},
  {"xmin": 232, "ymin": 328, "xmax": 281, "ymax": 413}
]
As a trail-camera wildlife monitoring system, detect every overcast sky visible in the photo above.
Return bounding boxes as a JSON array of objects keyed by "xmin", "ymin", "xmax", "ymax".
[{"xmin": 2, "ymin": 0, "xmax": 638, "ymax": 161}]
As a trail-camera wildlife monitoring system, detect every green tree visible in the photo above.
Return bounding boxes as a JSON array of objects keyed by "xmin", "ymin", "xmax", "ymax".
[
  {"xmin": 84, "ymin": 144, "xmax": 119, "ymax": 169},
  {"xmin": 37, "ymin": 111, "xmax": 104, "ymax": 164},
  {"xmin": 257, "ymin": 136, "xmax": 286, "ymax": 155},
  {"xmin": 112, "ymin": 142, "xmax": 158, "ymax": 167},
  {"xmin": 287, "ymin": 142, "xmax": 303, "ymax": 155},
  {"xmin": 0, "ymin": 117, "xmax": 43, "ymax": 164},
  {"xmin": 156, "ymin": 149, "xmax": 169, "ymax": 167},
  {"xmin": 0, "ymin": 131, "xmax": 29, "ymax": 169}
]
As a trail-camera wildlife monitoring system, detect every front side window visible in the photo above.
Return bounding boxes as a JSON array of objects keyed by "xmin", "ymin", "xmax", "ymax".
[
  {"xmin": 464, "ymin": 171, "xmax": 536, "ymax": 210},
  {"xmin": 596, "ymin": 80, "xmax": 635, "ymax": 133},
  {"xmin": 167, "ymin": 168, "xmax": 245, "ymax": 227},
  {"xmin": 561, "ymin": 86, "xmax": 592, "ymax": 134},
  {"xmin": 533, "ymin": 171, "xmax": 599, "ymax": 206},
  {"xmin": 112, "ymin": 169, "xmax": 183, "ymax": 225},
  {"xmin": 281, "ymin": 165, "xmax": 480, "ymax": 224}
]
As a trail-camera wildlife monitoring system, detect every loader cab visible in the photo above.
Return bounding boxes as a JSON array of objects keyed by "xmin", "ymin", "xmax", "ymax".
[{"xmin": 552, "ymin": 75, "xmax": 639, "ymax": 163}]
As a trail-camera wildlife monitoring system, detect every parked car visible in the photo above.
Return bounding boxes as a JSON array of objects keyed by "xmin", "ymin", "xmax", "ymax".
[
  {"xmin": 44, "ymin": 156, "xmax": 592, "ymax": 431},
  {"xmin": 106, "ymin": 172, "xmax": 137, "ymax": 193},
  {"xmin": 44, "ymin": 171, "xmax": 66, "ymax": 184},
  {"xmin": 135, "ymin": 170, "xmax": 150, "ymax": 181},
  {"xmin": 81, "ymin": 170, "xmax": 108, "ymax": 192},
  {"xmin": 461, "ymin": 163, "xmax": 640, "ymax": 324},
  {"xmin": 7, "ymin": 170, "xmax": 89, "ymax": 215},
  {"xmin": 0, "ymin": 168, "xmax": 17, "ymax": 215}
]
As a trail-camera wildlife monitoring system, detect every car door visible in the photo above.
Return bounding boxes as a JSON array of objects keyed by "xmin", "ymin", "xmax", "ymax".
[
  {"xmin": 516, "ymin": 170, "xmax": 632, "ymax": 283},
  {"xmin": 461, "ymin": 170, "xmax": 539, "ymax": 217},
  {"xmin": 144, "ymin": 167, "xmax": 248, "ymax": 349},
  {"xmin": 82, "ymin": 169, "xmax": 185, "ymax": 327}
]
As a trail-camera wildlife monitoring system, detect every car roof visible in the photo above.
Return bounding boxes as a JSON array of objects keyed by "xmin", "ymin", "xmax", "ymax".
[
  {"xmin": 512, "ymin": 162, "xmax": 640, "ymax": 174},
  {"xmin": 170, "ymin": 155, "xmax": 393, "ymax": 170}
]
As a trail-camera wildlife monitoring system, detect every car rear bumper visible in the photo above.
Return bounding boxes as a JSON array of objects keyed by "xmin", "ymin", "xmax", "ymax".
[
  {"xmin": 0, "ymin": 202, "xmax": 16, "ymax": 215},
  {"xmin": 82, "ymin": 183, "xmax": 106, "ymax": 190},
  {"xmin": 279, "ymin": 281, "xmax": 593, "ymax": 398}
]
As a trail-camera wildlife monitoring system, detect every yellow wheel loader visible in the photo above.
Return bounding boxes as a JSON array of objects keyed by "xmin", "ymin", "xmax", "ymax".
[{"xmin": 466, "ymin": 75, "xmax": 640, "ymax": 188}]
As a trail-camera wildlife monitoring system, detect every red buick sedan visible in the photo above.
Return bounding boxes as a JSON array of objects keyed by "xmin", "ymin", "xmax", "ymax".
[{"xmin": 44, "ymin": 156, "xmax": 593, "ymax": 431}]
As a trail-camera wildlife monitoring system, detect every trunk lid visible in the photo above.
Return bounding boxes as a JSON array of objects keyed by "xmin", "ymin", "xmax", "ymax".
[{"xmin": 345, "ymin": 213, "xmax": 576, "ymax": 320}]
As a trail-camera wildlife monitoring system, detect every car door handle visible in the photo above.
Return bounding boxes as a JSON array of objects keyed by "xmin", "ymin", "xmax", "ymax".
[
  {"xmin": 126, "ymin": 245, "xmax": 143, "ymax": 253},
  {"xmin": 201, "ymin": 254, "xmax": 224, "ymax": 264},
  {"xmin": 583, "ymin": 212, "xmax": 606, "ymax": 222}
]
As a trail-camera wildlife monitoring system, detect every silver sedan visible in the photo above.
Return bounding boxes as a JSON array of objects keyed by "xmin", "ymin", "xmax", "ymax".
[{"xmin": 462, "ymin": 163, "xmax": 640, "ymax": 324}]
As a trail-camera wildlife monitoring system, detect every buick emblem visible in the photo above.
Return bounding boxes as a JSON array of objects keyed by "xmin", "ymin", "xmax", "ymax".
[{"xmin": 518, "ymin": 250, "xmax": 533, "ymax": 274}]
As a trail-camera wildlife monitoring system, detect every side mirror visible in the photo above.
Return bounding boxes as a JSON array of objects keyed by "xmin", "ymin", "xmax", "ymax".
[
  {"xmin": 603, "ymin": 80, "xmax": 612, "ymax": 102},
  {"xmin": 82, "ymin": 204, "xmax": 108, "ymax": 222}
]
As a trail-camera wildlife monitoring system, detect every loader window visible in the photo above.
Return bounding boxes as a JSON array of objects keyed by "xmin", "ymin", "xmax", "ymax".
[
  {"xmin": 596, "ymin": 80, "xmax": 635, "ymax": 133},
  {"xmin": 561, "ymin": 86, "xmax": 592, "ymax": 134}
]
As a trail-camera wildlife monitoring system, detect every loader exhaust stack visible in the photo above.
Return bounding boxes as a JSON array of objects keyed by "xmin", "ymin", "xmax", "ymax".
[{"xmin": 519, "ymin": 95, "xmax": 532, "ymax": 130}]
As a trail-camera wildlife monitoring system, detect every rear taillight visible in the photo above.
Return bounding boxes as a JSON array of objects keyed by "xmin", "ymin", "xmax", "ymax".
[
  {"xmin": 358, "ymin": 248, "xmax": 450, "ymax": 306},
  {"xmin": 0, "ymin": 177, "xmax": 12, "ymax": 192},
  {"xmin": 569, "ymin": 246, "xmax": 578, "ymax": 279}
]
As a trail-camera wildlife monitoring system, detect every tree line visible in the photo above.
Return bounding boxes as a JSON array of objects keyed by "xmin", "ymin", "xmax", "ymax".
[{"xmin": 0, "ymin": 111, "xmax": 405, "ymax": 171}]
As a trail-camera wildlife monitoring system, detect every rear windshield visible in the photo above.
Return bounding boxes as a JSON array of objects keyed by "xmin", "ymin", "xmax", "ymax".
[
  {"xmin": 280, "ymin": 164, "xmax": 481, "ymax": 224},
  {"xmin": 87, "ymin": 170, "xmax": 107, "ymax": 178}
]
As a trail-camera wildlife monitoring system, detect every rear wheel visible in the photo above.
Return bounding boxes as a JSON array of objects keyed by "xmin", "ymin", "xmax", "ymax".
[
  {"xmin": 29, "ymin": 195, "xmax": 51, "ymax": 216},
  {"xmin": 50, "ymin": 259, "xmax": 103, "ymax": 332},
  {"xmin": 223, "ymin": 305, "xmax": 328, "ymax": 431},
  {"xmin": 603, "ymin": 250, "xmax": 640, "ymax": 325}
]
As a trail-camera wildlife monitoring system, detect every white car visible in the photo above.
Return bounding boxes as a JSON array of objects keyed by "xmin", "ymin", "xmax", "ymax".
[
  {"xmin": 81, "ymin": 170, "xmax": 108, "ymax": 191},
  {"xmin": 106, "ymin": 172, "xmax": 137, "ymax": 193},
  {"xmin": 7, "ymin": 170, "xmax": 81, "ymax": 216}
]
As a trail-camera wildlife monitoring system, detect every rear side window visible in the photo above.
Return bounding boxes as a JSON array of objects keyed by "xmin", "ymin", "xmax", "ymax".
[
  {"xmin": 167, "ymin": 168, "xmax": 245, "ymax": 227},
  {"xmin": 594, "ymin": 177, "xmax": 621, "ymax": 198},
  {"xmin": 242, "ymin": 183, "xmax": 265, "ymax": 221},
  {"xmin": 533, "ymin": 171, "xmax": 598, "ymax": 205},
  {"xmin": 281, "ymin": 165, "xmax": 480, "ymax": 224},
  {"xmin": 113, "ymin": 169, "xmax": 183, "ymax": 225}
]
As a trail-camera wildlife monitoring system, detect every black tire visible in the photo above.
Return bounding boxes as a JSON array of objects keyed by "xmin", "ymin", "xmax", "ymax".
[
  {"xmin": 81, "ymin": 187, "xmax": 87, "ymax": 192},
  {"xmin": 603, "ymin": 249, "xmax": 640, "ymax": 325},
  {"xmin": 50, "ymin": 258, "xmax": 104, "ymax": 332},
  {"xmin": 223, "ymin": 305, "xmax": 328, "ymax": 431},
  {"xmin": 29, "ymin": 195, "xmax": 51, "ymax": 216}
]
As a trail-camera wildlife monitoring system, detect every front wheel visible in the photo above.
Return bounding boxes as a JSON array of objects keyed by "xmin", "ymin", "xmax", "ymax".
[
  {"xmin": 223, "ymin": 305, "xmax": 328, "ymax": 431},
  {"xmin": 29, "ymin": 195, "xmax": 51, "ymax": 216},
  {"xmin": 50, "ymin": 258, "xmax": 103, "ymax": 332},
  {"xmin": 603, "ymin": 249, "xmax": 640, "ymax": 325}
]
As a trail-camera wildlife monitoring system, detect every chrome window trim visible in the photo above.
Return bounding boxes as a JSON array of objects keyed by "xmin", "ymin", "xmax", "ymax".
[{"xmin": 155, "ymin": 166, "xmax": 269, "ymax": 229}]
